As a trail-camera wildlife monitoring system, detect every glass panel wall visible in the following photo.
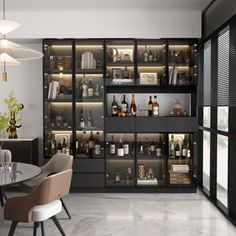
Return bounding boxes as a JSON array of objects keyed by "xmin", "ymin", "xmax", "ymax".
[{"xmin": 203, "ymin": 131, "xmax": 211, "ymax": 191}]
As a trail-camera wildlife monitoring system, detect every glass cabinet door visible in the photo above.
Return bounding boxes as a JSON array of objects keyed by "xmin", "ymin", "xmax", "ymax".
[
  {"xmin": 136, "ymin": 133, "xmax": 166, "ymax": 186},
  {"xmin": 105, "ymin": 133, "xmax": 135, "ymax": 187},
  {"xmin": 168, "ymin": 40, "xmax": 198, "ymax": 86},
  {"xmin": 105, "ymin": 40, "xmax": 135, "ymax": 86},
  {"xmin": 168, "ymin": 133, "xmax": 194, "ymax": 185},
  {"xmin": 137, "ymin": 39, "xmax": 167, "ymax": 86}
]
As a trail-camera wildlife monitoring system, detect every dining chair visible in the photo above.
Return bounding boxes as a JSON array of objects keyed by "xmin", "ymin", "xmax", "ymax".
[
  {"xmin": 22, "ymin": 153, "xmax": 73, "ymax": 219},
  {"xmin": 4, "ymin": 169, "xmax": 72, "ymax": 236}
]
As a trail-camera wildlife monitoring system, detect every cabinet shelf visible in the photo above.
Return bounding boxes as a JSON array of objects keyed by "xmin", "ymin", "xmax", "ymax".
[
  {"xmin": 76, "ymin": 69, "xmax": 103, "ymax": 74},
  {"xmin": 106, "ymin": 62, "xmax": 134, "ymax": 67},
  {"xmin": 45, "ymin": 69, "xmax": 72, "ymax": 74}
]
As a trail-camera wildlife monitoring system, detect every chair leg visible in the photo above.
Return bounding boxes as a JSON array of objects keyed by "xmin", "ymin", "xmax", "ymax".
[
  {"xmin": 61, "ymin": 198, "xmax": 71, "ymax": 219},
  {"xmin": 33, "ymin": 222, "xmax": 39, "ymax": 236},
  {"xmin": 40, "ymin": 222, "xmax": 45, "ymax": 236},
  {"xmin": 0, "ymin": 187, "xmax": 4, "ymax": 207},
  {"xmin": 51, "ymin": 216, "xmax": 66, "ymax": 236},
  {"xmin": 8, "ymin": 221, "xmax": 18, "ymax": 236}
]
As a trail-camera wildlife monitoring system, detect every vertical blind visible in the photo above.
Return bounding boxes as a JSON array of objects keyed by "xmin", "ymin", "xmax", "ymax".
[
  {"xmin": 218, "ymin": 27, "xmax": 230, "ymax": 106},
  {"xmin": 203, "ymin": 40, "xmax": 211, "ymax": 106}
]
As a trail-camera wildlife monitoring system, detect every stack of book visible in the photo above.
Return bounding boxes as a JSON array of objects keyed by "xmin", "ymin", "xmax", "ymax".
[
  {"xmin": 81, "ymin": 52, "xmax": 96, "ymax": 69},
  {"xmin": 169, "ymin": 66, "xmax": 178, "ymax": 85},
  {"xmin": 48, "ymin": 81, "xmax": 60, "ymax": 99},
  {"xmin": 137, "ymin": 178, "xmax": 158, "ymax": 185},
  {"xmin": 171, "ymin": 164, "xmax": 189, "ymax": 173}
]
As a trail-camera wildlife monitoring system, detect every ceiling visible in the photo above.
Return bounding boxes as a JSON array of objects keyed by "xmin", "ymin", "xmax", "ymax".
[{"xmin": 5, "ymin": 0, "xmax": 212, "ymax": 12}]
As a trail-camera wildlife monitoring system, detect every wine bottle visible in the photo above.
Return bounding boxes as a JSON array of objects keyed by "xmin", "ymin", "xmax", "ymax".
[
  {"xmin": 187, "ymin": 141, "xmax": 191, "ymax": 158},
  {"xmin": 88, "ymin": 79, "xmax": 94, "ymax": 97},
  {"xmin": 175, "ymin": 140, "xmax": 181, "ymax": 158},
  {"xmin": 62, "ymin": 137, "xmax": 67, "ymax": 154},
  {"xmin": 148, "ymin": 48, "xmax": 153, "ymax": 62},
  {"xmin": 81, "ymin": 131, "xmax": 87, "ymax": 154},
  {"xmin": 57, "ymin": 141, "xmax": 63, "ymax": 153},
  {"xmin": 121, "ymin": 94, "xmax": 128, "ymax": 114},
  {"xmin": 182, "ymin": 138, "xmax": 187, "ymax": 158},
  {"xmin": 87, "ymin": 110, "xmax": 94, "ymax": 127},
  {"xmin": 123, "ymin": 136, "xmax": 129, "ymax": 155},
  {"xmin": 130, "ymin": 94, "xmax": 137, "ymax": 116},
  {"xmin": 156, "ymin": 138, "xmax": 162, "ymax": 157},
  {"xmin": 148, "ymin": 96, "xmax": 153, "ymax": 116},
  {"xmin": 117, "ymin": 137, "xmax": 124, "ymax": 157},
  {"xmin": 169, "ymin": 135, "xmax": 175, "ymax": 158},
  {"xmin": 80, "ymin": 110, "xmax": 85, "ymax": 129},
  {"xmin": 111, "ymin": 95, "xmax": 118, "ymax": 117},
  {"xmin": 152, "ymin": 95, "xmax": 159, "ymax": 117},
  {"xmin": 144, "ymin": 45, "xmax": 148, "ymax": 62},
  {"xmin": 88, "ymin": 131, "xmax": 95, "ymax": 158},
  {"xmin": 82, "ymin": 75, "xmax": 88, "ymax": 98},
  {"xmin": 75, "ymin": 138, "xmax": 79, "ymax": 155},
  {"xmin": 94, "ymin": 132, "xmax": 101, "ymax": 156},
  {"xmin": 110, "ymin": 135, "xmax": 116, "ymax": 155}
]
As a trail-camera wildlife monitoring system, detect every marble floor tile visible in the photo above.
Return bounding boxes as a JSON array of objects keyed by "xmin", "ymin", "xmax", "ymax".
[{"xmin": 0, "ymin": 190, "xmax": 236, "ymax": 236}]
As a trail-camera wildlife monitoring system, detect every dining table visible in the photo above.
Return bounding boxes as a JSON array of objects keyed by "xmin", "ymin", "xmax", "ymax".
[{"xmin": 0, "ymin": 162, "xmax": 41, "ymax": 206}]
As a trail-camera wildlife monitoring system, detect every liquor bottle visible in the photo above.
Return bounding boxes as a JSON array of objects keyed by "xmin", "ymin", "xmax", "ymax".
[
  {"xmin": 121, "ymin": 94, "xmax": 128, "ymax": 114},
  {"xmin": 182, "ymin": 138, "xmax": 187, "ymax": 158},
  {"xmin": 88, "ymin": 79, "xmax": 94, "ymax": 97},
  {"xmin": 152, "ymin": 95, "xmax": 160, "ymax": 117},
  {"xmin": 156, "ymin": 138, "xmax": 162, "ymax": 157},
  {"xmin": 169, "ymin": 135, "xmax": 175, "ymax": 158},
  {"xmin": 80, "ymin": 131, "xmax": 87, "ymax": 154},
  {"xmin": 81, "ymin": 75, "xmax": 88, "ymax": 98},
  {"xmin": 80, "ymin": 110, "xmax": 85, "ymax": 129},
  {"xmin": 57, "ymin": 141, "xmax": 63, "ymax": 153},
  {"xmin": 110, "ymin": 135, "xmax": 116, "ymax": 155},
  {"xmin": 148, "ymin": 96, "xmax": 153, "ymax": 116},
  {"xmin": 150, "ymin": 141, "xmax": 156, "ymax": 153},
  {"xmin": 187, "ymin": 141, "xmax": 191, "ymax": 158},
  {"xmin": 111, "ymin": 95, "xmax": 118, "ymax": 117},
  {"xmin": 130, "ymin": 94, "xmax": 137, "ymax": 116},
  {"xmin": 175, "ymin": 140, "xmax": 181, "ymax": 158},
  {"xmin": 51, "ymin": 136, "xmax": 57, "ymax": 155},
  {"xmin": 144, "ymin": 45, "xmax": 148, "ymax": 62},
  {"xmin": 121, "ymin": 66, "xmax": 131, "ymax": 79},
  {"xmin": 123, "ymin": 136, "xmax": 129, "ymax": 155},
  {"xmin": 117, "ymin": 137, "xmax": 124, "ymax": 157},
  {"xmin": 148, "ymin": 48, "xmax": 153, "ymax": 62},
  {"xmin": 139, "ymin": 143, "xmax": 144, "ymax": 153},
  {"xmin": 62, "ymin": 137, "xmax": 67, "ymax": 154},
  {"xmin": 75, "ymin": 138, "xmax": 79, "ymax": 155},
  {"xmin": 153, "ymin": 52, "xmax": 157, "ymax": 62},
  {"xmin": 88, "ymin": 131, "xmax": 95, "ymax": 158},
  {"xmin": 94, "ymin": 132, "xmax": 101, "ymax": 156},
  {"xmin": 87, "ymin": 110, "xmax": 94, "ymax": 127}
]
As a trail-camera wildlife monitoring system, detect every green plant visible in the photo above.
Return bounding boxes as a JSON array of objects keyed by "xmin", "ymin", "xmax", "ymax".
[{"xmin": 0, "ymin": 112, "xmax": 10, "ymax": 137}]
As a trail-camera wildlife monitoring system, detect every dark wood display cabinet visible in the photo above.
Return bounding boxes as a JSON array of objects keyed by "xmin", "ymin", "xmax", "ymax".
[{"xmin": 43, "ymin": 38, "xmax": 198, "ymax": 193}]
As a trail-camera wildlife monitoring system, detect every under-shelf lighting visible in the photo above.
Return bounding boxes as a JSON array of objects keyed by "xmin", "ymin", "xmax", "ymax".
[
  {"xmin": 169, "ymin": 45, "xmax": 190, "ymax": 49},
  {"xmin": 76, "ymin": 45, "xmax": 103, "ymax": 49},
  {"xmin": 51, "ymin": 45, "xmax": 72, "ymax": 48},
  {"xmin": 76, "ymin": 102, "xmax": 103, "ymax": 105}
]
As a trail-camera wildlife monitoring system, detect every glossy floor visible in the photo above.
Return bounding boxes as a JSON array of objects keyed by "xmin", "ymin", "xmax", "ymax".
[{"xmin": 0, "ymin": 191, "xmax": 236, "ymax": 236}]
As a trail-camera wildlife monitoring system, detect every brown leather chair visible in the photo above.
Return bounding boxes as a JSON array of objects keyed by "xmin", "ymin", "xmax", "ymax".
[
  {"xmin": 4, "ymin": 169, "xmax": 72, "ymax": 236},
  {"xmin": 22, "ymin": 153, "xmax": 73, "ymax": 219}
]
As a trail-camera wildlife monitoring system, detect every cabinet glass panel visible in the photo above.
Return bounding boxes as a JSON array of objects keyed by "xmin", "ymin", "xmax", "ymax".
[
  {"xmin": 217, "ymin": 134, "xmax": 228, "ymax": 208},
  {"xmin": 203, "ymin": 131, "xmax": 211, "ymax": 191},
  {"xmin": 107, "ymin": 93, "xmax": 191, "ymax": 117},
  {"xmin": 168, "ymin": 40, "xmax": 197, "ymax": 86},
  {"xmin": 217, "ymin": 106, "xmax": 228, "ymax": 132},
  {"xmin": 137, "ymin": 40, "xmax": 167, "ymax": 86},
  {"xmin": 106, "ymin": 133, "xmax": 135, "ymax": 187},
  {"xmin": 105, "ymin": 40, "xmax": 135, "ymax": 86},
  {"xmin": 44, "ymin": 102, "xmax": 73, "ymax": 158},
  {"xmin": 168, "ymin": 133, "xmax": 193, "ymax": 185},
  {"xmin": 136, "ymin": 133, "xmax": 166, "ymax": 186},
  {"xmin": 75, "ymin": 131, "xmax": 104, "ymax": 159}
]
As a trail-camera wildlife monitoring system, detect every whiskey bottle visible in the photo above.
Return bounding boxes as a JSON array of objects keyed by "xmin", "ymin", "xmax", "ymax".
[
  {"xmin": 94, "ymin": 132, "xmax": 101, "ymax": 156},
  {"xmin": 62, "ymin": 137, "xmax": 67, "ymax": 154},
  {"xmin": 175, "ymin": 140, "xmax": 181, "ymax": 158},
  {"xmin": 110, "ymin": 135, "xmax": 116, "ymax": 155},
  {"xmin": 148, "ymin": 96, "xmax": 153, "ymax": 116},
  {"xmin": 81, "ymin": 74, "xmax": 88, "ymax": 98},
  {"xmin": 117, "ymin": 137, "xmax": 124, "ymax": 157},
  {"xmin": 111, "ymin": 95, "xmax": 118, "ymax": 117},
  {"xmin": 144, "ymin": 45, "xmax": 148, "ymax": 62},
  {"xmin": 79, "ymin": 110, "xmax": 85, "ymax": 129},
  {"xmin": 148, "ymin": 48, "xmax": 153, "ymax": 62},
  {"xmin": 169, "ymin": 135, "xmax": 175, "ymax": 158},
  {"xmin": 88, "ymin": 79, "xmax": 94, "ymax": 97},
  {"xmin": 123, "ymin": 136, "xmax": 129, "ymax": 155},
  {"xmin": 152, "ymin": 95, "xmax": 159, "ymax": 117},
  {"xmin": 88, "ymin": 131, "xmax": 95, "ymax": 158},
  {"xmin": 130, "ymin": 94, "xmax": 137, "ymax": 116},
  {"xmin": 121, "ymin": 94, "xmax": 128, "ymax": 114}
]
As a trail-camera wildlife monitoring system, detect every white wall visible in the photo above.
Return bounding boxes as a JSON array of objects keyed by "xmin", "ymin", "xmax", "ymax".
[
  {"xmin": 0, "ymin": 40, "xmax": 43, "ymax": 164},
  {"xmin": 7, "ymin": 11, "xmax": 201, "ymax": 38}
]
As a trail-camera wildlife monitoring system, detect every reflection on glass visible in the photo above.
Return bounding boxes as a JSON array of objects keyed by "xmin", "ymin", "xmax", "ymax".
[
  {"xmin": 217, "ymin": 106, "xmax": 228, "ymax": 132},
  {"xmin": 203, "ymin": 131, "xmax": 210, "ymax": 191},
  {"xmin": 217, "ymin": 135, "xmax": 228, "ymax": 208},
  {"xmin": 203, "ymin": 106, "xmax": 211, "ymax": 128}
]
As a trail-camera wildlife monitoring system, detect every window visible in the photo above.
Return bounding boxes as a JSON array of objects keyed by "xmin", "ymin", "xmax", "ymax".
[
  {"xmin": 203, "ymin": 131, "xmax": 211, "ymax": 191},
  {"xmin": 203, "ymin": 106, "xmax": 211, "ymax": 128}
]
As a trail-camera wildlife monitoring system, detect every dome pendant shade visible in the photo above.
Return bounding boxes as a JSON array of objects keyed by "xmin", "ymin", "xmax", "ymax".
[
  {"xmin": 0, "ymin": 52, "xmax": 20, "ymax": 65},
  {"xmin": 0, "ymin": 39, "xmax": 43, "ymax": 60},
  {"xmin": 0, "ymin": 19, "xmax": 20, "ymax": 35}
]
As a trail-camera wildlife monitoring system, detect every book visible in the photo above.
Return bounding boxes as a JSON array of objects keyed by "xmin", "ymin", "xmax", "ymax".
[
  {"xmin": 48, "ymin": 82, "xmax": 52, "ymax": 99},
  {"xmin": 51, "ymin": 81, "xmax": 60, "ymax": 99}
]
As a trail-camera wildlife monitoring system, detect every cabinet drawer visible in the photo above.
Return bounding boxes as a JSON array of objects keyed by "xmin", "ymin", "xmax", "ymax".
[
  {"xmin": 77, "ymin": 159, "xmax": 105, "ymax": 173},
  {"xmin": 105, "ymin": 117, "xmax": 135, "ymax": 132},
  {"xmin": 166, "ymin": 117, "xmax": 198, "ymax": 132},
  {"xmin": 136, "ymin": 117, "xmax": 166, "ymax": 132},
  {"xmin": 72, "ymin": 173, "xmax": 105, "ymax": 188}
]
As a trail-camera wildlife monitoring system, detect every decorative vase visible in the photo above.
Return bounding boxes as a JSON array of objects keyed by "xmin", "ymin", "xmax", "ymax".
[{"xmin": 7, "ymin": 113, "xmax": 22, "ymax": 139}]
